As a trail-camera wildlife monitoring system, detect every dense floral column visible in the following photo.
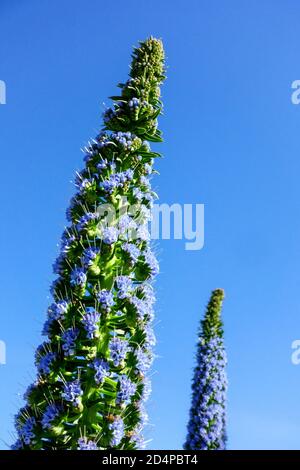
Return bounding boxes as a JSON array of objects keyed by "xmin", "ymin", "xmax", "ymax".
[
  {"xmin": 184, "ymin": 289, "xmax": 227, "ymax": 450},
  {"xmin": 13, "ymin": 37, "xmax": 166, "ymax": 450}
]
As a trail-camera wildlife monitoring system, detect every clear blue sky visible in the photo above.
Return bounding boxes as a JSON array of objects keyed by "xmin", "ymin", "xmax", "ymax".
[{"xmin": 1, "ymin": 0, "xmax": 300, "ymax": 450}]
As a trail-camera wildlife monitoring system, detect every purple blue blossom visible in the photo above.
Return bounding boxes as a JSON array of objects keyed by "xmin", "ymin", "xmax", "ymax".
[
  {"xmin": 52, "ymin": 253, "xmax": 66, "ymax": 275},
  {"xmin": 109, "ymin": 337, "xmax": 130, "ymax": 366},
  {"xmin": 23, "ymin": 383, "xmax": 36, "ymax": 401},
  {"xmin": 48, "ymin": 300, "xmax": 69, "ymax": 320},
  {"xmin": 96, "ymin": 289, "xmax": 115, "ymax": 311},
  {"xmin": 136, "ymin": 225, "xmax": 150, "ymax": 241},
  {"xmin": 144, "ymin": 323, "xmax": 156, "ymax": 347},
  {"xmin": 62, "ymin": 380, "xmax": 83, "ymax": 407},
  {"xmin": 130, "ymin": 296, "xmax": 153, "ymax": 320},
  {"xmin": 81, "ymin": 247, "xmax": 99, "ymax": 267},
  {"xmin": 102, "ymin": 226, "xmax": 119, "ymax": 244},
  {"xmin": 93, "ymin": 358, "xmax": 110, "ymax": 384},
  {"xmin": 112, "ymin": 131, "xmax": 134, "ymax": 150},
  {"xmin": 128, "ymin": 97, "xmax": 139, "ymax": 108},
  {"xmin": 131, "ymin": 432, "xmax": 146, "ymax": 449},
  {"xmin": 76, "ymin": 212, "xmax": 99, "ymax": 231},
  {"xmin": 70, "ymin": 267, "xmax": 87, "ymax": 287},
  {"xmin": 96, "ymin": 159, "xmax": 108, "ymax": 172},
  {"xmin": 117, "ymin": 375, "xmax": 137, "ymax": 404},
  {"xmin": 116, "ymin": 275, "xmax": 132, "ymax": 299},
  {"xmin": 62, "ymin": 328, "xmax": 78, "ymax": 356},
  {"xmin": 61, "ymin": 232, "xmax": 76, "ymax": 253},
  {"xmin": 122, "ymin": 242, "xmax": 140, "ymax": 263},
  {"xmin": 37, "ymin": 351, "xmax": 56, "ymax": 375},
  {"xmin": 184, "ymin": 290, "xmax": 227, "ymax": 450},
  {"xmin": 142, "ymin": 377, "xmax": 152, "ymax": 402},
  {"xmin": 78, "ymin": 437, "xmax": 98, "ymax": 450},
  {"xmin": 118, "ymin": 214, "xmax": 137, "ymax": 234},
  {"xmin": 135, "ymin": 348, "xmax": 153, "ymax": 374},
  {"xmin": 82, "ymin": 310, "xmax": 101, "ymax": 339},
  {"xmin": 41, "ymin": 404, "xmax": 60, "ymax": 430},
  {"xmin": 109, "ymin": 416, "xmax": 125, "ymax": 447},
  {"xmin": 133, "ymin": 187, "xmax": 144, "ymax": 200},
  {"xmin": 15, "ymin": 415, "xmax": 36, "ymax": 446},
  {"xmin": 144, "ymin": 250, "xmax": 159, "ymax": 277},
  {"xmin": 11, "ymin": 439, "xmax": 23, "ymax": 450}
]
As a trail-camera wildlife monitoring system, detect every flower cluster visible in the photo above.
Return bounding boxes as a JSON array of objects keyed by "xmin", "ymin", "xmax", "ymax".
[
  {"xmin": 13, "ymin": 37, "xmax": 165, "ymax": 450},
  {"xmin": 62, "ymin": 328, "xmax": 78, "ymax": 356},
  {"xmin": 15, "ymin": 416, "xmax": 36, "ymax": 446},
  {"xmin": 117, "ymin": 375, "xmax": 137, "ymax": 405},
  {"xmin": 82, "ymin": 310, "xmax": 100, "ymax": 339},
  {"xmin": 93, "ymin": 358, "xmax": 110, "ymax": 385},
  {"xmin": 184, "ymin": 289, "xmax": 227, "ymax": 450},
  {"xmin": 109, "ymin": 337, "xmax": 130, "ymax": 367},
  {"xmin": 78, "ymin": 437, "xmax": 98, "ymax": 450},
  {"xmin": 62, "ymin": 380, "xmax": 83, "ymax": 407},
  {"xmin": 37, "ymin": 351, "xmax": 56, "ymax": 375},
  {"xmin": 41, "ymin": 404, "xmax": 60, "ymax": 430},
  {"xmin": 109, "ymin": 417, "xmax": 125, "ymax": 447}
]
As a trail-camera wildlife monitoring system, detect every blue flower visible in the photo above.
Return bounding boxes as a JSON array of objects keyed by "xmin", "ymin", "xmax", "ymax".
[
  {"xmin": 37, "ymin": 351, "xmax": 56, "ymax": 375},
  {"xmin": 135, "ymin": 349, "xmax": 153, "ymax": 374},
  {"xmin": 141, "ymin": 377, "xmax": 152, "ymax": 402},
  {"xmin": 133, "ymin": 187, "xmax": 143, "ymax": 200},
  {"xmin": 144, "ymin": 250, "xmax": 159, "ymax": 277},
  {"xmin": 78, "ymin": 437, "xmax": 98, "ymax": 450},
  {"xmin": 112, "ymin": 131, "xmax": 135, "ymax": 150},
  {"xmin": 61, "ymin": 232, "xmax": 76, "ymax": 253},
  {"xmin": 130, "ymin": 296, "xmax": 152, "ymax": 320},
  {"xmin": 52, "ymin": 253, "xmax": 66, "ymax": 275},
  {"xmin": 48, "ymin": 300, "xmax": 69, "ymax": 320},
  {"xmin": 144, "ymin": 323, "xmax": 156, "ymax": 347},
  {"xmin": 23, "ymin": 383, "xmax": 36, "ymax": 401},
  {"xmin": 62, "ymin": 328, "xmax": 79, "ymax": 356},
  {"xmin": 122, "ymin": 242, "xmax": 140, "ymax": 263},
  {"xmin": 101, "ymin": 171, "xmax": 133, "ymax": 194},
  {"xmin": 128, "ymin": 97, "xmax": 139, "ymax": 108},
  {"xmin": 76, "ymin": 212, "xmax": 99, "ymax": 231},
  {"xmin": 41, "ymin": 404, "xmax": 60, "ymax": 430},
  {"xmin": 109, "ymin": 416, "xmax": 125, "ymax": 447},
  {"xmin": 140, "ymin": 175, "xmax": 151, "ymax": 189},
  {"xmin": 101, "ymin": 177, "xmax": 119, "ymax": 194},
  {"xmin": 81, "ymin": 247, "xmax": 99, "ymax": 267},
  {"xmin": 137, "ymin": 403, "xmax": 149, "ymax": 426},
  {"xmin": 185, "ymin": 335, "xmax": 227, "ymax": 450},
  {"xmin": 102, "ymin": 227, "xmax": 119, "ymax": 245},
  {"xmin": 131, "ymin": 431, "xmax": 146, "ymax": 449},
  {"xmin": 140, "ymin": 284, "xmax": 156, "ymax": 305},
  {"xmin": 11, "ymin": 439, "xmax": 23, "ymax": 450},
  {"xmin": 136, "ymin": 225, "xmax": 150, "ymax": 241},
  {"xmin": 96, "ymin": 289, "xmax": 115, "ymax": 311},
  {"xmin": 144, "ymin": 163, "xmax": 152, "ymax": 175},
  {"xmin": 109, "ymin": 337, "xmax": 130, "ymax": 366},
  {"xmin": 70, "ymin": 267, "xmax": 87, "ymax": 286},
  {"xmin": 62, "ymin": 380, "xmax": 83, "ymax": 407},
  {"xmin": 96, "ymin": 159, "xmax": 108, "ymax": 172},
  {"xmin": 16, "ymin": 416, "xmax": 36, "ymax": 446},
  {"xmin": 116, "ymin": 275, "xmax": 132, "ymax": 299},
  {"xmin": 118, "ymin": 214, "xmax": 137, "ymax": 234},
  {"xmin": 82, "ymin": 311, "xmax": 101, "ymax": 339},
  {"xmin": 76, "ymin": 177, "xmax": 94, "ymax": 192},
  {"xmin": 93, "ymin": 358, "xmax": 110, "ymax": 385},
  {"xmin": 117, "ymin": 375, "xmax": 137, "ymax": 405}
]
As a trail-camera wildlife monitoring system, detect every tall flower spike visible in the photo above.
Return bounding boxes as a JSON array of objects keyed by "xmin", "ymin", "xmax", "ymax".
[
  {"xmin": 13, "ymin": 37, "xmax": 165, "ymax": 450},
  {"xmin": 184, "ymin": 289, "xmax": 227, "ymax": 450}
]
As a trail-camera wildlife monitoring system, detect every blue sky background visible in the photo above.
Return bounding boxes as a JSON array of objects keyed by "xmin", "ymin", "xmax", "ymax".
[{"xmin": 1, "ymin": 0, "xmax": 300, "ymax": 450}]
